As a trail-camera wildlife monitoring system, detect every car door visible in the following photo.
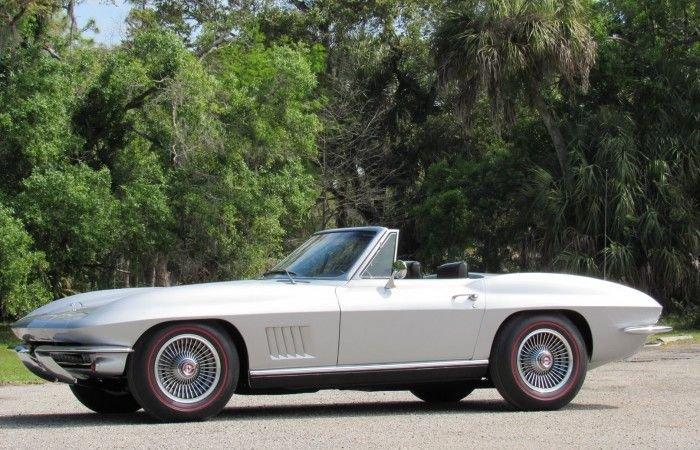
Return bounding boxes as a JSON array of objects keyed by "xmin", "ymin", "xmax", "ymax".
[{"xmin": 335, "ymin": 233, "xmax": 486, "ymax": 366}]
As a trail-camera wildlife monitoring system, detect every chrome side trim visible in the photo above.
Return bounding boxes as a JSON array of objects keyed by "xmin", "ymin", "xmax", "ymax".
[
  {"xmin": 250, "ymin": 359, "xmax": 489, "ymax": 377},
  {"xmin": 623, "ymin": 325, "xmax": 673, "ymax": 335},
  {"xmin": 35, "ymin": 345, "xmax": 133, "ymax": 354}
]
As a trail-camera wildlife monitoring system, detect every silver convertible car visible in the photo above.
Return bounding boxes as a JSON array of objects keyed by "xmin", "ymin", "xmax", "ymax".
[{"xmin": 13, "ymin": 226, "xmax": 670, "ymax": 421}]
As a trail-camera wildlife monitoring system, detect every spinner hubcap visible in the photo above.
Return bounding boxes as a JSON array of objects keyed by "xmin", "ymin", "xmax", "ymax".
[
  {"xmin": 534, "ymin": 350, "xmax": 553, "ymax": 372},
  {"xmin": 517, "ymin": 328, "xmax": 573, "ymax": 393},
  {"xmin": 154, "ymin": 334, "xmax": 221, "ymax": 403},
  {"xmin": 176, "ymin": 357, "xmax": 199, "ymax": 380}
]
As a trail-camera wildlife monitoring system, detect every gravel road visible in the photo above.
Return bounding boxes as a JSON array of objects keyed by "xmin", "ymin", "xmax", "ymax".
[{"xmin": 1, "ymin": 344, "xmax": 698, "ymax": 449}]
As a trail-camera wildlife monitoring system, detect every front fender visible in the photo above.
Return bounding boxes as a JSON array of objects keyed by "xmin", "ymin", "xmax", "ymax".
[{"xmin": 472, "ymin": 273, "xmax": 663, "ymax": 368}]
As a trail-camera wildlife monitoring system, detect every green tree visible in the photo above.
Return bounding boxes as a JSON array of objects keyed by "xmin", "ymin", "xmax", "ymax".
[
  {"xmin": 413, "ymin": 113, "xmax": 529, "ymax": 272},
  {"xmin": 17, "ymin": 165, "xmax": 120, "ymax": 295},
  {"xmin": 0, "ymin": 203, "xmax": 50, "ymax": 318},
  {"xmin": 0, "ymin": 45, "xmax": 78, "ymax": 193},
  {"xmin": 170, "ymin": 39, "xmax": 322, "ymax": 281},
  {"xmin": 69, "ymin": 25, "xmax": 322, "ymax": 286},
  {"xmin": 0, "ymin": 0, "xmax": 61, "ymax": 52},
  {"xmin": 434, "ymin": 0, "xmax": 597, "ymax": 175},
  {"xmin": 0, "ymin": 0, "xmax": 696, "ymax": 321},
  {"xmin": 524, "ymin": 0, "xmax": 699, "ymax": 313}
]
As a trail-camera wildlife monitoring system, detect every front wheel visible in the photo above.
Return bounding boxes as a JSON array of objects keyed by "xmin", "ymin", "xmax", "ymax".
[
  {"xmin": 69, "ymin": 384, "xmax": 141, "ymax": 414},
  {"xmin": 490, "ymin": 314, "xmax": 587, "ymax": 411},
  {"xmin": 128, "ymin": 322, "xmax": 239, "ymax": 421}
]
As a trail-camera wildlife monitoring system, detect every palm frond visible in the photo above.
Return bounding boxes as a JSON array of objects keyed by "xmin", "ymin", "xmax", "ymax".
[{"xmin": 434, "ymin": 0, "xmax": 596, "ymax": 121}]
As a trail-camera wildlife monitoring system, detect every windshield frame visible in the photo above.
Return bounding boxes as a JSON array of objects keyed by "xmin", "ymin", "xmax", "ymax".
[
  {"xmin": 359, "ymin": 231, "xmax": 399, "ymax": 279},
  {"xmin": 267, "ymin": 227, "xmax": 390, "ymax": 281}
]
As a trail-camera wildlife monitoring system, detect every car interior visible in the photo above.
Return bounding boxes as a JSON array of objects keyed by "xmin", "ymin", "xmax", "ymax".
[{"xmin": 400, "ymin": 260, "xmax": 471, "ymax": 279}]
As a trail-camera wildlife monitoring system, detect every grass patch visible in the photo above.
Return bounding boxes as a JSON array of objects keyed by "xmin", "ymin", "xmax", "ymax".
[
  {"xmin": 0, "ymin": 324, "xmax": 43, "ymax": 385},
  {"xmin": 657, "ymin": 330, "xmax": 700, "ymax": 344},
  {"xmin": 658, "ymin": 315, "xmax": 700, "ymax": 344}
]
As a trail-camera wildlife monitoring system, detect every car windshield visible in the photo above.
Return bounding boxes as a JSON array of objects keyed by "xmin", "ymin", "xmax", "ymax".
[{"xmin": 266, "ymin": 230, "xmax": 377, "ymax": 279}]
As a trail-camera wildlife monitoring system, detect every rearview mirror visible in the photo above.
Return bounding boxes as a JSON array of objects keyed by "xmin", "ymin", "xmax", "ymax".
[{"xmin": 385, "ymin": 260, "xmax": 407, "ymax": 289}]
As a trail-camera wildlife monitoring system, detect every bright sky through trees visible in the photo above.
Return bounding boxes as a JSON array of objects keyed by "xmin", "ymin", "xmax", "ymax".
[{"xmin": 76, "ymin": 0, "xmax": 130, "ymax": 45}]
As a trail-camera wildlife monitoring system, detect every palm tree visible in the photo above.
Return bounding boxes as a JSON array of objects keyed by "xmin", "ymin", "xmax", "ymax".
[
  {"xmin": 524, "ymin": 107, "xmax": 699, "ymax": 314},
  {"xmin": 434, "ymin": 0, "xmax": 596, "ymax": 175}
]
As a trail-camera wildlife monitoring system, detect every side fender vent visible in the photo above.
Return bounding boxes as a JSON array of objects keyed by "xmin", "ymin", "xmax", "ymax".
[{"xmin": 265, "ymin": 326, "xmax": 314, "ymax": 360}]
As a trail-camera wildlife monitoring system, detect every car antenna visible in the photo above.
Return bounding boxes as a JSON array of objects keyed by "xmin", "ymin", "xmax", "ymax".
[{"xmin": 604, "ymin": 168, "xmax": 608, "ymax": 281}]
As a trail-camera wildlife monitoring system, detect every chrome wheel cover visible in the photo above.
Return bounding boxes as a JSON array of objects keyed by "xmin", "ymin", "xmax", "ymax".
[
  {"xmin": 516, "ymin": 328, "xmax": 573, "ymax": 393},
  {"xmin": 154, "ymin": 333, "xmax": 221, "ymax": 403}
]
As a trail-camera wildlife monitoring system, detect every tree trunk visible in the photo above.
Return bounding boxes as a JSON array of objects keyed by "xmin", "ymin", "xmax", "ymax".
[
  {"xmin": 123, "ymin": 259, "xmax": 130, "ymax": 288},
  {"xmin": 530, "ymin": 87, "xmax": 568, "ymax": 175},
  {"xmin": 66, "ymin": 1, "xmax": 77, "ymax": 47},
  {"xmin": 155, "ymin": 256, "xmax": 171, "ymax": 287},
  {"xmin": 148, "ymin": 264, "xmax": 156, "ymax": 287},
  {"xmin": 336, "ymin": 203, "xmax": 349, "ymax": 228}
]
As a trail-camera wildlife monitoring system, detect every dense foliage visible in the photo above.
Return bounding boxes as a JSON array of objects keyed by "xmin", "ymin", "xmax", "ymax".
[{"xmin": 0, "ymin": 0, "xmax": 697, "ymax": 322}]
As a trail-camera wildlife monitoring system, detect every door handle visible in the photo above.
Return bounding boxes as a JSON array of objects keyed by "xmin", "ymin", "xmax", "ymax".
[{"xmin": 452, "ymin": 293, "xmax": 478, "ymax": 302}]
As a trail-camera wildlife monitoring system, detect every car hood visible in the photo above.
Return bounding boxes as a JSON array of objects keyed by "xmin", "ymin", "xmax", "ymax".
[
  {"xmin": 19, "ymin": 287, "xmax": 161, "ymax": 320},
  {"xmin": 12, "ymin": 279, "xmax": 341, "ymax": 339}
]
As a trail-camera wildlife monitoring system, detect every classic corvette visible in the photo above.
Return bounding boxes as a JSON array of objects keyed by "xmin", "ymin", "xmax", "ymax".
[{"xmin": 12, "ymin": 226, "xmax": 671, "ymax": 421}]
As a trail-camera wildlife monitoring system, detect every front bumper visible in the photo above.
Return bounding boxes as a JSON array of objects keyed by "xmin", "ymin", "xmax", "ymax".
[{"xmin": 16, "ymin": 344, "xmax": 133, "ymax": 383}]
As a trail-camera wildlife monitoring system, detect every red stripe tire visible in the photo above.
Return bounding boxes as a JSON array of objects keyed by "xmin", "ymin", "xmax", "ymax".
[
  {"xmin": 490, "ymin": 314, "xmax": 587, "ymax": 410},
  {"xmin": 127, "ymin": 322, "xmax": 239, "ymax": 421}
]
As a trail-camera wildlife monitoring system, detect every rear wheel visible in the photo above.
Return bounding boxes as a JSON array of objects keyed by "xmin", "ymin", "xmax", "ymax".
[
  {"xmin": 128, "ymin": 322, "xmax": 239, "ymax": 421},
  {"xmin": 69, "ymin": 384, "xmax": 141, "ymax": 414},
  {"xmin": 490, "ymin": 314, "xmax": 587, "ymax": 411},
  {"xmin": 411, "ymin": 382, "xmax": 475, "ymax": 403}
]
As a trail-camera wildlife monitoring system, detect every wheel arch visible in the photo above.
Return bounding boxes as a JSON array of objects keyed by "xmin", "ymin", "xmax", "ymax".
[
  {"xmin": 131, "ymin": 318, "xmax": 250, "ymax": 389},
  {"xmin": 491, "ymin": 310, "xmax": 593, "ymax": 360}
]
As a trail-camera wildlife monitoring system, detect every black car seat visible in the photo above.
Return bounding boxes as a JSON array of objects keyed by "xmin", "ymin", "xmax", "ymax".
[{"xmin": 436, "ymin": 261, "xmax": 468, "ymax": 278}]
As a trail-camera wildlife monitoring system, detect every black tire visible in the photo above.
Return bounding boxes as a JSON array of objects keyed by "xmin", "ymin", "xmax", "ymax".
[
  {"xmin": 490, "ymin": 314, "xmax": 587, "ymax": 411},
  {"xmin": 411, "ymin": 382, "xmax": 475, "ymax": 403},
  {"xmin": 69, "ymin": 384, "xmax": 141, "ymax": 414},
  {"xmin": 127, "ymin": 322, "xmax": 239, "ymax": 422}
]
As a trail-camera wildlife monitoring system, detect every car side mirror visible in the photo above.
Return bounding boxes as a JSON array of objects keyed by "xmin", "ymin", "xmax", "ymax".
[{"xmin": 385, "ymin": 260, "xmax": 407, "ymax": 290}]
